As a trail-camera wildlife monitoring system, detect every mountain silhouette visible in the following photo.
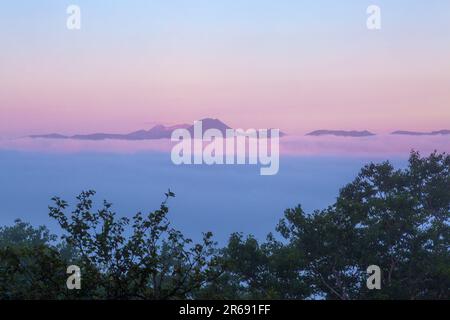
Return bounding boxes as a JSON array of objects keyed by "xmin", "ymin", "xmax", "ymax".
[
  {"xmin": 391, "ymin": 130, "xmax": 450, "ymax": 136},
  {"xmin": 306, "ymin": 130, "xmax": 376, "ymax": 137},
  {"xmin": 186, "ymin": 118, "xmax": 231, "ymax": 136},
  {"xmin": 29, "ymin": 118, "xmax": 284, "ymax": 140},
  {"xmin": 31, "ymin": 123, "xmax": 191, "ymax": 141}
]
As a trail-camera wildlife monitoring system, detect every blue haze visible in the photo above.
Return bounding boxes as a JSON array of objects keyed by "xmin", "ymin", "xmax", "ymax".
[{"xmin": 0, "ymin": 151, "xmax": 406, "ymax": 243}]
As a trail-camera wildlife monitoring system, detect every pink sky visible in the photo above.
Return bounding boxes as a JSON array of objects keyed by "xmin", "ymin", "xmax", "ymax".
[{"xmin": 0, "ymin": 1, "xmax": 449, "ymax": 138}]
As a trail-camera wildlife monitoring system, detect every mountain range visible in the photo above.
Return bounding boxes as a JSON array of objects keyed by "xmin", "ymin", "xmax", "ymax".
[
  {"xmin": 306, "ymin": 130, "xmax": 376, "ymax": 137},
  {"xmin": 306, "ymin": 129, "xmax": 450, "ymax": 137},
  {"xmin": 391, "ymin": 130, "xmax": 450, "ymax": 136},
  {"xmin": 30, "ymin": 118, "xmax": 283, "ymax": 141},
  {"xmin": 31, "ymin": 124, "xmax": 188, "ymax": 140},
  {"xmin": 29, "ymin": 120, "xmax": 450, "ymax": 140}
]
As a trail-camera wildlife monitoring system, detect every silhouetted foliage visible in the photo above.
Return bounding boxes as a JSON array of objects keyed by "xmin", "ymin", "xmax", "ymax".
[
  {"xmin": 0, "ymin": 220, "xmax": 70, "ymax": 299},
  {"xmin": 48, "ymin": 190, "xmax": 222, "ymax": 299},
  {"xmin": 274, "ymin": 151, "xmax": 449, "ymax": 299}
]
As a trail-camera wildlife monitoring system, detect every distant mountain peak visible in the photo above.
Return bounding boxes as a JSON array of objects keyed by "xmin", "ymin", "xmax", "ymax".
[
  {"xmin": 190, "ymin": 118, "xmax": 231, "ymax": 132},
  {"xmin": 306, "ymin": 130, "xmax": 376, "ymax": 137},
  {"xmin": 199, "ymin": 117, "xmax": 219, "ymax": 121}
]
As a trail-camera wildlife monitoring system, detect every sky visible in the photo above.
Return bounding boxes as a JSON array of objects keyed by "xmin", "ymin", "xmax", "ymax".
[{"xmin": 0, "ymin": 0, "xmax": 449, "ymax": 137}]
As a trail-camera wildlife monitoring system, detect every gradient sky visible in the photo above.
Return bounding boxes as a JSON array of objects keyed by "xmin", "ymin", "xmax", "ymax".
[{"xmin": 1, "ymin": 0, "xmax": 449, "ymax": 137}]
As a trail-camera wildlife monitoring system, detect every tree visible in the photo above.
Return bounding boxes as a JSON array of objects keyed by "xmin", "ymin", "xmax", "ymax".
[
  {"xmin": 0, "ymin": 220, "xmax": 70, "ymax": 299},
  {"xmin": 48, "ymin": 190, "xmax": 222, "ymax": 299},
  {"xmin": 277, "ymin": 151, "xmax": 449, "ymax": 299},
  {"xmin": 197, "ymin": 232, "xmax": 311, "ymax": 299}
]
